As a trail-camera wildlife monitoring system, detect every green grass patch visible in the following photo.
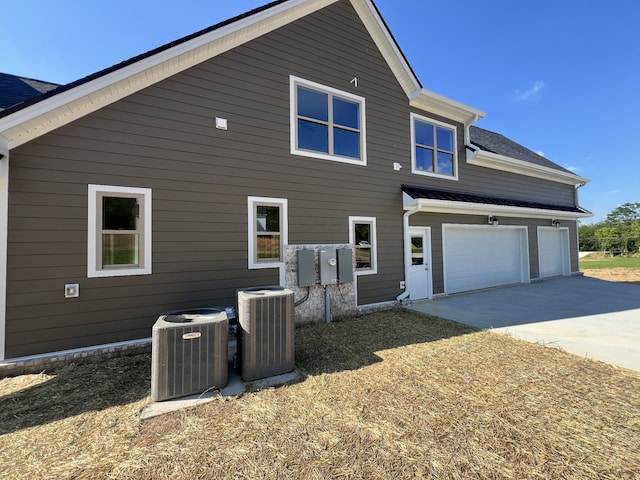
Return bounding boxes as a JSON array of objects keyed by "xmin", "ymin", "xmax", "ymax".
[{"xmin": 580, "ymin": 255, "xmax": 640, "ymax": 269}]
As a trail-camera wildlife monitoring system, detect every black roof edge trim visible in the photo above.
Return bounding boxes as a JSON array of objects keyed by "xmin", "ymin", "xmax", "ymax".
[{"xmin": 401, "ymin": 184, "xmax": 588, "ymax": 214}]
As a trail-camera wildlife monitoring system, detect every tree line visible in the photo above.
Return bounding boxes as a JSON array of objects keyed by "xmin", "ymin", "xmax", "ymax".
[{"xmin": 579, "ymin": 202, "xmax": 640, "ymax": 254}]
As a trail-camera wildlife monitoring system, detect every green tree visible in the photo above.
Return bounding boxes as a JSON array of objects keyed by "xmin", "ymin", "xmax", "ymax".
[
  {"xmin": 595, "ymin": 225, "xmax": 623, "ymax": 254},
  {"xmin": 578, "ymin": 223, "xmax": 601, "ymax": 251},
  {"xmin": 605, "ymin": 202, "xmax": 640, "ymax": 224},
  {"xmin": 628, "ymin": 221, "xmax": 640, "ymax": 253}
]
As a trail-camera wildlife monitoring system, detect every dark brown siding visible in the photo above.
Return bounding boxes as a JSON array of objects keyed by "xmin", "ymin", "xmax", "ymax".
[{"xmin": 5, "ymin": 0, "xmax": 580, "ymax": 357}]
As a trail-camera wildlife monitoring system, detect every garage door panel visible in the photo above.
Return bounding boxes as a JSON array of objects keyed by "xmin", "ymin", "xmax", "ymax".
[
  {"xmin": 538, "ymin": 228, "xmax": 570, "ymax": 278},
  {"xmin": 443, "ymin": 226, "xmax": 529, "ymax": 294}
]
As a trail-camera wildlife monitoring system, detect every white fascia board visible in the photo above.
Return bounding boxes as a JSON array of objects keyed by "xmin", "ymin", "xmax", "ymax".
[
  {"xmin": 409, "ymin": 88, "xmax": 485, "ymax": 125},
  {"xmin": 0, "ymin": 0, "xmax": 338, "ymax": 149},
  {"xmin": 349, "ymin": 0, "xmax": 421, "ymax": 97},
  {"xmin": 404, "ymin": 197, "xmax": 592, "ymax": 221},
  {"xmin": 468, "ymin": 150, "xmax": 590, "ymax": 186}
]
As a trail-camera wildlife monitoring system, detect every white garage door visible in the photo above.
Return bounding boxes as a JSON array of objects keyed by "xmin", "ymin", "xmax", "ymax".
[
  {"xmin": 538, "ymin": 227, "xmax": 570, "ymax": 278},
  {"xmin": 443, "ymin": 225, "xmax": 529, "ymax": 294}
]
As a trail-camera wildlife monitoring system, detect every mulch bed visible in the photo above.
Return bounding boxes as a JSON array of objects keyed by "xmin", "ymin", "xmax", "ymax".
[{"xmin": 1, "ymin": 309, "xmax": 638, "ymax": 479}]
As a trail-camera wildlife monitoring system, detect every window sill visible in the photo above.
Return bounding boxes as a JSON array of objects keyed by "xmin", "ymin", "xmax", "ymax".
[
  {"xmin": 249, "ymin": 261, "xmax": 285, "ymax": 270},
  {"xmin": 291, "ymin": 147, "xmax": 366, "ymax": 166},
  {"xmin": 355, "ymin": 269, "xmax": 377, "ymax": 276},
  {"xmin": 88, "ymin": 266, "xmax": 152, "ymax": 278},
  {"xmin": 411, "ymin": 169, "xmax": 459, "ymax": 181}
]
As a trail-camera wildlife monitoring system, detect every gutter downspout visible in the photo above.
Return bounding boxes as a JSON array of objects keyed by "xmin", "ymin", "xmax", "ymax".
[
  {"xmin": 396, "ymin": 203, "xmax": 421, "ymax": 302},
  {"xmin": 0, "ymin": 137, "xmax": 9, "ymax": 361},
  {"xmin": 464, "ymin": 114, "xmax": 480, "ymax": 162},
  {"xmin": 574, "ymin": 181, "xmax": 587, "ymax": 207}
]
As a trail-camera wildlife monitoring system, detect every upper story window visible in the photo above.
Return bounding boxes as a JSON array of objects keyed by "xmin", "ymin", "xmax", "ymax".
[
  {"xmin": 88, "ymin": 184, "xmax": 152, "ymax": 278},
  {"xmin": 290, "ymin": 75, "xmax": 366, "ymax": 166},
  {"xmin": 411, "ymin": 113, "xmax": 458, "ymax": 180},
  {"xmin": 248, "ymin": 196, "xmax": 288, "ymax": 270}
]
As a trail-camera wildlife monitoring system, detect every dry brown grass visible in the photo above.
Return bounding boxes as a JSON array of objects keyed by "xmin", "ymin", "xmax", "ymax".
[
  {"xmin": 1, "ymin": 310, "xmax": 639, "ymax": 479},
  {"xmin": 582, "ymin": 268, "xmax": 640, "ymax": 285}
]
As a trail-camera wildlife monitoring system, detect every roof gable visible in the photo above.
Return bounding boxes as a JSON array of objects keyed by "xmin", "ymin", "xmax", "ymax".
[{"xmin": 2, "ymin": 0, "xmax": 471, "ymax": 150}]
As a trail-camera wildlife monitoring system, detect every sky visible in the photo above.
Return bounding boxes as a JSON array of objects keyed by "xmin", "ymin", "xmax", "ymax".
[{"xmin": 3, "ymin": 0, "xmax": 639, "ymax": 223}]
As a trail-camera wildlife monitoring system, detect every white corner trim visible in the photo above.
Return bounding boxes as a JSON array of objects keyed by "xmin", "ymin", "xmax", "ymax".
[
  {"xmin": 0, "ymin": 0, "xmax": 339, "ymax": 150},
  {"xmin": 0, "ymin": 140, "xmax": 8, "ymax": 360},
  {"xmin": 468, "ymin": 149, "xmax": 590, "ymax": 186},
  {"xmin": 410, "ymin": 88, "xmax": 485, "ymax": 125}
]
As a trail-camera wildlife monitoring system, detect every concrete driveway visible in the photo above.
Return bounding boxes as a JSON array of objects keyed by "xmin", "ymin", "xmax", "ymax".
[{"xmin": 406, "ymin": 276, "xmax": 640, "ymax": 372}]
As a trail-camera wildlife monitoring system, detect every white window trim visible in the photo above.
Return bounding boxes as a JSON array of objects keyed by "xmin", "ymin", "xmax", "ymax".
[
  {"xmin": 88, "ymin": 184, "xmax": 152, "ymax": 278},
  {"xmin": 349, "ymin": 216, "xmax": 377, "ymax": 276},
  {"xmin": 248, "ymin": 196, "xmax": 288, "ymax": 271},
  {"xmin": 410, "ymin": 112, "xmax": 459, "ymax": 181},
  {"xmin": 290, "ymin": 75, "xmax": 367, "ymax": 166}
]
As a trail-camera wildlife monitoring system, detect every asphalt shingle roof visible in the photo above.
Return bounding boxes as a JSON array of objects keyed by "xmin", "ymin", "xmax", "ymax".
[
  {"xmin": 0, "ymin": 73, "xmax": 60, "ymax": 111},
  {"xmin": 469, "ymin": 125, "xmax": 574, "ymax": 175}
]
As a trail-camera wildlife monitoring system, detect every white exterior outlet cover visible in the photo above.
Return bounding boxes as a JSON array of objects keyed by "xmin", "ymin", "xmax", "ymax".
[
  {"xmin": 393, "ymin": 162, "xmax": 402, "ymax": 171},
  {"xmin": 215, "ymin": 117, "xmax": 228, "ymax": 130},
  {"xmin": 65, "ymin": 283, "xmax": 79, "ymax": 298}
]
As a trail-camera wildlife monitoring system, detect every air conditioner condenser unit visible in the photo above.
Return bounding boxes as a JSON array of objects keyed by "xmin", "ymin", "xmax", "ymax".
[
  {"xmin": 237, "ymin": 287, "xmax": 295, "ymax": 382},
  {"xmin": 151, "ymin": 308, "xmax": 228, "ymax": 401}
]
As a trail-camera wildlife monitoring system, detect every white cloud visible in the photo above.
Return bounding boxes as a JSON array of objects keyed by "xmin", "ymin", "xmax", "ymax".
[
  {"xmin": 563, "ymin": 164, "xmax": 581, "ymax": 173},
  {"xmin": 535, "ymin": 150, "xmax": 545, "ymax": 157},
  {"xmin": 514, "ymin": 80, "xmax": 545, "ymax": 102}
]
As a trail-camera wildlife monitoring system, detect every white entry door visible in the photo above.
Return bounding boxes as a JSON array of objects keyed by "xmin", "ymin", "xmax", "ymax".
[{"xmin": 407, "ymin": 227, "xmax": 432, "ymax": 300}]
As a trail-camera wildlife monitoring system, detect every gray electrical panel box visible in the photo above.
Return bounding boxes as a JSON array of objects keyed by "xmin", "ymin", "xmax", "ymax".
[
  {"xmin": 297, "ymin": 250, "xmax": 316, "ymax": 287},
  {"xmin": 319, "ymin": 248, "xmax": 338, "ymax": 285},
  {"xmin": 337, "ymin": 248, "xmax": 353, "ymax": 283}
]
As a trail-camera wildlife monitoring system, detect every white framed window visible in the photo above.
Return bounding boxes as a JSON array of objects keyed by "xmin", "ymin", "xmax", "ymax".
[
  {"xmin": 248, "ymin": 196, "xmax": 288, "ymax": 270},
  {"xmin": 411, "ymin": 113, "xmax": 458, "ymax": 180},
  {"xmin": 88, "ymin": 185, "xmax": 152, "ymax": 278},
  {"xmin": 349, "ymin": 216, "xmax": 377, "ymax": 275},
  {"xmin": 290, "ymin": 75, "xmax": 366, "ymax": 166}
]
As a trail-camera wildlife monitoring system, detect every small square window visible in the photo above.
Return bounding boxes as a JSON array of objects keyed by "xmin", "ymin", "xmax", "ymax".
[
  {"xmin": 291, "ymin": 76, "xmax": 366, "ymax": 166},
  {"xmin": 411, "ymin": 113, "xmax": 458, "ymax": 180}
]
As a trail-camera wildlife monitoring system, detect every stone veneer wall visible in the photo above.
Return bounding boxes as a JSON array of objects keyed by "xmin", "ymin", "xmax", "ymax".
[{"xmin": 285, "ymin": 244, "xmax": 357, "ymax": 323}]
